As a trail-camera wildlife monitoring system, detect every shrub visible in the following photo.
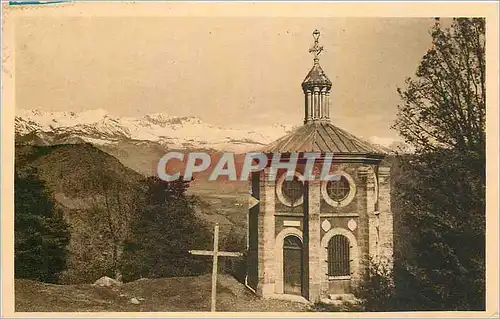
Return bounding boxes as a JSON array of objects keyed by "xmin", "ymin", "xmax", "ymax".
[{"xmin": 355, "ymin": 257, "xmax": 395, "ymax": 311}]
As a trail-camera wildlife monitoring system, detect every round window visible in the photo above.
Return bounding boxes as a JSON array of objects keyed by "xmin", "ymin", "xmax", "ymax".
[
  {"xmin": 276, "ymin": 172, "xmax": 305, "ymax": 207},
  {"xmin": 326, "ymin": 176, "xmax": 350, "ymax": 202},
  {"xmin": 282, "ymin": 177, "xmax": 304, "ymax": 206},
  {"xmin": 321, "ymin": 172, "xmax": 356, "ymax": 207}
]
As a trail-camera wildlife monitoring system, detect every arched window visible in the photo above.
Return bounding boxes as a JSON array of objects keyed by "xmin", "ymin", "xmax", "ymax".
[{"xmin": 327, "ymin": 235, "xmax": 350, "ymax": 277}]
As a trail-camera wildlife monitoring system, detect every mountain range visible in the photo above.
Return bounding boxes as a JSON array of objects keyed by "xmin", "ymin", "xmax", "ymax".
[
  {"xmin": 15, "ymin": 108, "xmax": 406, "ymax": 176},
  {"xmin": 15, "ymin": 108, "xmax": 294, "ymax": 152}
]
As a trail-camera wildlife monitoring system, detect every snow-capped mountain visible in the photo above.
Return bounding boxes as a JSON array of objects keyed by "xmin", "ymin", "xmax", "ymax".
[
  {"xmin": 15, "ymin": 108, "xmax": 410, "ymax": 176},
  {"xmin": 15, "ymin": 109, "xmax": 294, "ymax": 152}
]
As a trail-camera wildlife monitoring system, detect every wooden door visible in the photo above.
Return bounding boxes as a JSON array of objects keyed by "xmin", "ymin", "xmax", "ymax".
[{"xmin": 283, "ymin": 235, "xmax": 303, "ymax": 295}]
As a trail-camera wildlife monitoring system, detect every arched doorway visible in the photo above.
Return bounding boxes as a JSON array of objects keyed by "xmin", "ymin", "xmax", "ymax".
[{"xmin": 283, "ymin": 235, "xmax": 303, "ymax": 295}]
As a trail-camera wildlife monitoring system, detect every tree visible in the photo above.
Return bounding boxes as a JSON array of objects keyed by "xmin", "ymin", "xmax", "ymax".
[
  {"xmin": 394, "ymin": 18, "xmax": 485, "ymax": 155},
  {"xmin": 86, "ymin": 169, "xmax": 141, "ymax": 281},
  {"xmin": 392, "ymin": 18, "xmax": 485, "ymax": 310},
  {"xmin": 122, "ymin": 177, "xmax": 212, "ymax": 281},
  {"xmin": 15, "ymin": 167, "xmax": 71, "ymax": 283}
]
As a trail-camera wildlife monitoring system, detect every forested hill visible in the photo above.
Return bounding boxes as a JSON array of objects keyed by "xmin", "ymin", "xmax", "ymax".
[{"xmin": 15, "ymin": 144, "xmax": 146, "ymax": 283}]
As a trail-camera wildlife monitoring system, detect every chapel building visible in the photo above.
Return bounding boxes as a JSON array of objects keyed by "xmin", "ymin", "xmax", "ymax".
[{"xmin": 245, "ymin": 30, "xmax": 394, "ymax": 303}]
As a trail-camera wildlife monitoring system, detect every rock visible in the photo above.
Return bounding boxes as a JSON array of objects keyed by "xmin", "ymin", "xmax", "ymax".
[
  {"xmin": 93, "ymin": 276, "xmax": 121, "ymax": 287},
  {"xmin": 138, "ymin": 297, "xmax": 145, "ymax": 301},
  {"xmin": 130, "ymin": 297, "xmax": 140, "ymax": 305},
  {"xmin": 116, "ymin": 273, "xmax": 123, "ymax": 283}
]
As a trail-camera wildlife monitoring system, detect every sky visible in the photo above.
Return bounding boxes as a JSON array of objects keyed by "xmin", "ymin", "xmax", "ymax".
[{"xmin": 15, "ymin": 15, "xmax": 441, "ymax": 140}]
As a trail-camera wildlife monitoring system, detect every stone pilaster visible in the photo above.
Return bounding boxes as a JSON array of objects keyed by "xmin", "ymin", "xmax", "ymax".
[
  {"xmin": 378, "ymin": 167, "xmax": 393, "ymax": 267},
  {"xmin": 365, "ymin": 166, "xmax": 379, "ymax": 263},
  {"xmin": 356, "ymin": 166, "xmax": 370, "ymax": 282},
  {"xmin": 256, "ymin": 168, "xmax": 276, "ymax": 297},
  {"xmin": 307, "ymin": 178, "xmax": 321, "ymax": 302}
]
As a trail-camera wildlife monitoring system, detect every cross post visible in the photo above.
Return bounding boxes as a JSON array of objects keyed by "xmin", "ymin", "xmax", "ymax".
[
  {"xmin": 189, "ymin": 223, "xmax": 243, "ymax": 312},
  {"xmin": 210, "ymin": 223, "xmax": 219, "ymax": 312}
]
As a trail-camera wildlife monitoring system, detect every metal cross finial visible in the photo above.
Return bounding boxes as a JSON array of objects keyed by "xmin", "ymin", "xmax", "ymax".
[{"xmin": 309, "ymin": 29, "xmax": 323, "ymax": 62}]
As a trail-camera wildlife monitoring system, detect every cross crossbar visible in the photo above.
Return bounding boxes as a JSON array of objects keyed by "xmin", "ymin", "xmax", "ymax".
[{"xmin": 189, "ymin": 250, "xmax": 242, "ymax": 257}]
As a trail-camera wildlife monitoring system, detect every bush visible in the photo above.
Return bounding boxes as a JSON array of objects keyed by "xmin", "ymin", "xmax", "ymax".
[{"xmin": 355, "ymin": 257, "xmax": 395, "ymax": 312}]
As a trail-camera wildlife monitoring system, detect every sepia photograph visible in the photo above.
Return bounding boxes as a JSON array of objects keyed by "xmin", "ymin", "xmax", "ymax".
[{"xmin": 1, "ymin": 1, "xmax": 498, "ymax": 317}]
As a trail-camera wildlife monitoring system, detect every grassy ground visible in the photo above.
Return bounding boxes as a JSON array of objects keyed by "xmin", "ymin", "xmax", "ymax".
[{"xmin": 15, "ymin": 274, "xmax": 308, "ymax": 312}]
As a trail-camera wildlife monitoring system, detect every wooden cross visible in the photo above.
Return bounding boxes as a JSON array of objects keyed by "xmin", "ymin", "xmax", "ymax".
[{"xmin": 189, "ymin": 223, "xmax": 242, "ymax": 312}]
